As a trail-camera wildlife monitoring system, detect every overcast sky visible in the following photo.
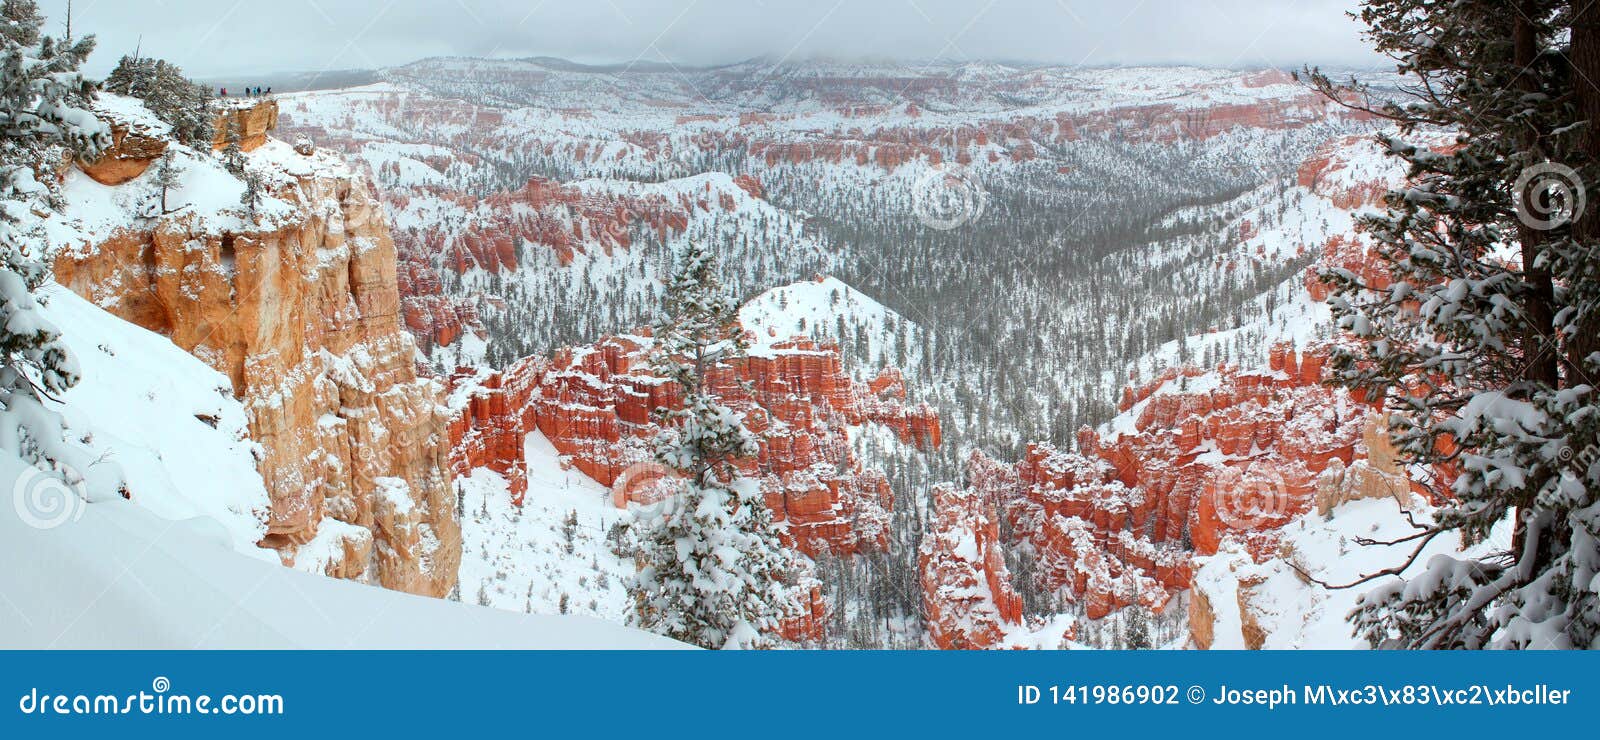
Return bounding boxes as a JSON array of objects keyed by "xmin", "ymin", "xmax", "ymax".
[{"xmin": 43, "ymin": 0, "xmax": 1383, "ymax": 79}]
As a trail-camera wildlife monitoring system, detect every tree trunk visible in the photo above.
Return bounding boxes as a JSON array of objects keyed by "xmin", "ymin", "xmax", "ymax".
[
  {"xmin": 1512, "ymin": 2, "xmax": 1562, "ymax": 566},
  {"xmin": 1569, "ymin": 0, "xmax": 1600, "ymax": 374},
  {"xmin": 1513, "ymin": 5, "xmax": 1559, "ymax": 391}
]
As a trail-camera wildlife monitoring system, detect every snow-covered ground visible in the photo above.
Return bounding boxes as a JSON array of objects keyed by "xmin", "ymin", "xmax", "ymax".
[
  {"xmin": 457, "ymin": 432, "xmax": 634, "ymax": 622},
  {"xmin": 46, "ymin": 98, "xmax": 308, "ymax": 248},
  {"xmin": 0, "ymin": 451, "xmax": 681, "ymax": 649},
  {"xmin": 1193, "ymin": 497, "xmax": 1508, "ymax": 649},
  {"xmin": 43, "ymin": 285, "xmax": 274, "ymax": 557},
  {"xmin": 739, "ymin": 275, "xmax": 926, "ymax": 381},
  {"xmin": 1, "ymin": 285, "xmax": 679, "ymax": 649}
]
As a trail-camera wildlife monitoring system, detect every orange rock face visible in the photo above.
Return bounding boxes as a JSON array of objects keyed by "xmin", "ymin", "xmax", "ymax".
[
  {"xmin": 919, "ymin": 483, "xmax": 1024, "ymax": 649},
  {"xmin": 56, "ymin": 126, "xmax": 460, "ymax": 598},
  {"xmin": 211, "ymin": 100, "xmax": 279, "ymax": 152},
  {"xmin": 78, "ymin": 110, "xmax": 168, "ymax": 185},
  {"xmin": 449, "ymin": 335, "xmax": 940, "ymax": 558}
]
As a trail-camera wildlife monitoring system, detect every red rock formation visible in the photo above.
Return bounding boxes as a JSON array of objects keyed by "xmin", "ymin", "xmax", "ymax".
[
  {"xmin": 943, "ymin": 333, "xmax": 1443, "ymax": 642},
  {"xmin": 732, "ymin": 174, "xmax": 765, "ymax": 200},
  {"xmin": 1305, "ymin": 233, "xmax": 1392, "ymax": 302},
  {"xmin": 1053, "ymin": 95, "xmax": 1372, "ymax": 145},
  {"xmin": 1296, "ymin": 135, "xmax": 1391, "ymax": 209},
  {"xmin": 372, "ymin": 176, "xmax": 703, "ymax": 348},
  {"xmin": 919, "ymin": 483, "xmax": 1024, "ymax": 649},
  {"xmin": 399, "ymin": 176, "xmax": 693, "ymax": 272},
  {"xmin": 964, "ymin": 343, "xmax": 1393, "ymax": 625},
  {"xmin": 1241, "ymin": 69, "xmax": 1296, "ymax": 88},
  {"xmin": 449, "ymin": 335, "xmax": 939, "ymax": 558},
  {"xmin": 780, "ymin": 576, "xmax": 830, "ymax": 644},
  {"xmin": 397, "ymin": 256, "xmax": 477, "ymax": 349}
]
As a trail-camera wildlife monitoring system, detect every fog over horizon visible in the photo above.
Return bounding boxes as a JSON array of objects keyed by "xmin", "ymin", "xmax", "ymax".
[{"xmin": 41, "ymin": 0, "xmax": 1383, "ymax": 80}]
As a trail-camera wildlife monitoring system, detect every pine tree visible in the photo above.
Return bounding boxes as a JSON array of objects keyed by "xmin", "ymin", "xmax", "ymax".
[
  {"xmin": 1123, "ymin": 605, "xmax": 1152, "ymax": 649},
  {"xmin": 101, "ymin": 54, "xmax": 150, "ymax": 97},
  {"xmin": 0, "ymin": 0, "xmax": 117, "ymax": 482},
  {"xmin": 238, "ymin": 168, "xmax": 263, "ymax": 221},
  {"xmin": 561, "ymin": 509, "xmax": 578, "ymax": 554},
  {"xmin": 1304, "ymin": 0, "xmax": 1600, "ymax": 649},
  {"xmin": 152, "ymin": 60, "xmax": 214, "ymax": 149},
  {"xmin": 101, "ymin": 54, "xmax": 212, "ymax": 149},
  {"xmin": 221, "ymin": 120, "xmax": 244, "ymax": 176},
  {"xmin": 149, "ymin": 149, "xmax": 181, "ymax": 214},
  {"xmin": 626, "ymin": 240, "xmax": 801, "ymax": 649}
]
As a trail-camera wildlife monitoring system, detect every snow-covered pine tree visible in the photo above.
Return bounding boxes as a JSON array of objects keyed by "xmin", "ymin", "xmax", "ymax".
[
  {"xmin": 1305, "ymin": 0, "xmax": 1599, "ymax": 649},
  {"xmin": 101, "ymin": 54, "xmax": 151, "ymax": 97},
  {"xmin": 101, "ymin": 55, "xmax": 212, "ymax": 148},
  {"xmin": 1123, "ymin": 605, "xmax": 1152, "ymax": 649},
  {"xmin": 238, "ymin": 168, "xmax": 263, "ymax": 221},
  {"xmin": 220, "ymin": 119, "xmax": 244, "ymax": 175},
  {"xmin": 0, "ymin": 0, "xmax": 120, "ymax": 485},
  {"xmin": 149, "ymin": 59, "xmax": 213, "ymax": 148},
  {"xmin": 149, "ymin": 149, "xmax": 180, "ymax": 214},
  {"xmin": 626, "ymin": 239, "xmax": 801, "ymax": 649}
]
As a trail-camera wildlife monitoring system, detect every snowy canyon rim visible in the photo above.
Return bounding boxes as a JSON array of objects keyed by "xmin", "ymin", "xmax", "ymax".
[{"xmin": 5, "ymin": 4, "xmax": 1490, "ymax": 650}]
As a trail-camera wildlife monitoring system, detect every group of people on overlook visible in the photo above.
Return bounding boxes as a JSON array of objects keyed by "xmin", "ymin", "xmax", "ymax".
[{"xmin": 218, "ymin": 86, "xmax": 271, "ymax": 97}]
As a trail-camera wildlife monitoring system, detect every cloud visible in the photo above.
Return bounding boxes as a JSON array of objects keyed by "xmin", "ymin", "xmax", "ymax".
[{"xmin": 43, "ymin": 0, "xmax": 1381, "ymax": 79}]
